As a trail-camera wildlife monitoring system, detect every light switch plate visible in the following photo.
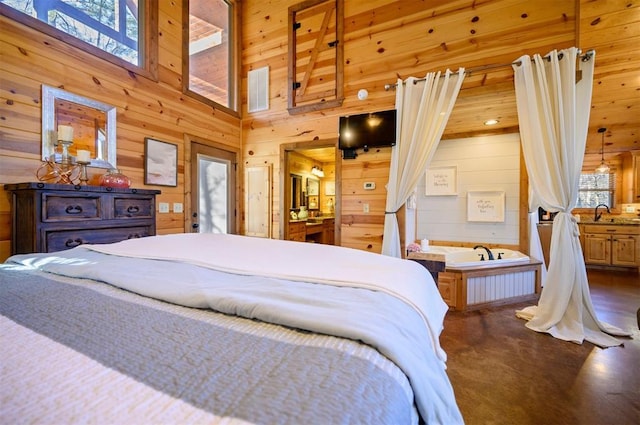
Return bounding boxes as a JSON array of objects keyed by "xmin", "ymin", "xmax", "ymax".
[
  {"xmin": 173, "ymin": 202, "xmax": 183, "ymax": 213},
  {"xmin": 364, "ymin": 182, "xmax": 376, "ymax": 190},
  {"xmin": 158, "ymin": 202, "xmax": 169, "ymax": 213}
]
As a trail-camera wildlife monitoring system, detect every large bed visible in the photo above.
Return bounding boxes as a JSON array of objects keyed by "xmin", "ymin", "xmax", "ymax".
[{"xmin": 0, "ymin": 233, "xmax": 462, "ymax": 424}]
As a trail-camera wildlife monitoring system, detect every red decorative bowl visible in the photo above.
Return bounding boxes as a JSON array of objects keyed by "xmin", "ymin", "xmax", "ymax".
[{"xmin": 99, "ymin": 169, "xmax": 131, "ymax": 188}]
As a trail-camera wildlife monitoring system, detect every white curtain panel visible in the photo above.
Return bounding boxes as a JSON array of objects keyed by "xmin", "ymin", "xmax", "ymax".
[
  {"xmin": 528, "ymin": 188, "xmax": 548, "ymax": 286},
  {"xmin": 528, "ymin": 212, "xmax": 547, "ymax": 286},
  {"xmin": 381, "ymin": 69, "xmax": 465, "ymax": 257},
  {"xmin": 513, "ymin": 47, "xmax": 629, "ymax": 347}
]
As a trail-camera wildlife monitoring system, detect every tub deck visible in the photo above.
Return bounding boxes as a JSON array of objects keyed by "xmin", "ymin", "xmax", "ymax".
[{"xmin": 408, "ymin": 251, "xmax": 542, "ymax": 311}]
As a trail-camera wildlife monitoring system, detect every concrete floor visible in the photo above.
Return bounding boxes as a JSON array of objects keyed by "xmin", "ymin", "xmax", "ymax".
[{"xmin": 441, "ymin": 268, "xmax": 640, "ymax": 425}]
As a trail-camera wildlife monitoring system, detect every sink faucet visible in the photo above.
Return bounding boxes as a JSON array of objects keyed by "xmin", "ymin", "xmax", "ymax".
[
  {"xmin": 594, "ymin": 204, "xmax": 610, "ymax": 222},
  {"xmin": 473, "ymin": 245, "xmax": 495, "ymax": 261}
]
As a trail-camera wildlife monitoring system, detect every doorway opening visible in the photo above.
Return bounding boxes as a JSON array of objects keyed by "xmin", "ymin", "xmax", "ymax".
[
  {"xmin": 185, "ymin": 135, "xmax": 239, "ymax": 234},
  {"xmin": 281, "ymin": 139, "xmax": 341, "ymax": 245}
]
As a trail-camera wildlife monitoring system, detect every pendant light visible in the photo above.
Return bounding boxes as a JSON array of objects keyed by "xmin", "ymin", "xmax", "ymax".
[{"xmin": 595, "ymin": 127, "xmax": 610, "ymax": 174}]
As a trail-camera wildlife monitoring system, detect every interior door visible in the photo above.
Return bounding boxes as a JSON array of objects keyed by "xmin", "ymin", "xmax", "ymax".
[{"xmin": 190, "ymin": 142, "xmax": 237, "ymax": 234}]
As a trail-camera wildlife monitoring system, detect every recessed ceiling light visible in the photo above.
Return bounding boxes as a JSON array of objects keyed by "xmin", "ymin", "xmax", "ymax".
[{"xmin": 484, "ymin": 119, "xmax": 499, "ymax": 126}]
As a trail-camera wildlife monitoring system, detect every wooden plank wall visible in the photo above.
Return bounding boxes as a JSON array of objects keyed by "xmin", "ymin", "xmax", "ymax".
[
  {"xmin": 242, "ymin": 0, "xmax": 639, "ymax": 253},
  {"xmin": 241, "ymin": 0, "xmax": 578, "ymax": 252},
  {"xmin": 1, "ymin": 0, "xmax": 638, "ymax": 260},
  {"xmin": 0, "ymin": 0, "xmax": 240, "ymax": 261}
]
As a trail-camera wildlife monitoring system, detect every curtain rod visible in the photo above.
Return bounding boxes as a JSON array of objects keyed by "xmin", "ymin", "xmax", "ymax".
[{"xmin": 383, "ymin": 49, "xmax": 594, "ymax": 91}]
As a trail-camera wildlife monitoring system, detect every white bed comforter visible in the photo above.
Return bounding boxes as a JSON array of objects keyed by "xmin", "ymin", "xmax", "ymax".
[{"xmin": 11, "ymin": 233, "xmax": 462, "ymax": 424}]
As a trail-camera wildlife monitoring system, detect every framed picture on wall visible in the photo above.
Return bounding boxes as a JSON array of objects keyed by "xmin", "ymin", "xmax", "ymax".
[
  {"xmin": 467, "ymin": 191, "xmax": 505, "ymax": 222},
  {"xmin": 145, "ymin": 138, "xmax": 177, "ymax": 187},
  {"xmin": 325, "ymin": 181, "xmax": 335, "ymax": 196},
  {"xmin": 307, "ymin": 178, "xmax": 319, "ymax": 196},
  {"xmin": 425, "ymin": 166, "xmax": 457, "ymax": 196}
]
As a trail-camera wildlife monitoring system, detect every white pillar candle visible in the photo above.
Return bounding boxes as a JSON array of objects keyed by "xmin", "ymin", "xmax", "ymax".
[
  {"xmin": 77, "ymin": 149, "xmax": 91, "ymax": 162},
  {"xmin": 58, "ymin": 125, "xmax": 74, "ymax": 142}
]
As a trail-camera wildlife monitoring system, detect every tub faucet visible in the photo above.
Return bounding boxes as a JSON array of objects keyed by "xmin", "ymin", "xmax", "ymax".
[
  {"xmin": 473, "ymin": 245, "xmax": 495, "ymax": 261},
  {"xmin": 594, "ymin": 204, "xmax": 610, "ymax": 222}
]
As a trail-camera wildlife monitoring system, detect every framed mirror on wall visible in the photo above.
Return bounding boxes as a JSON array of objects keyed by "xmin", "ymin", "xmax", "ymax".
[
  {"xmin": 41, "ymin": 84, "xmax": 117, "ymax": 169},
  {"xmin": 290, "ymin": 173, "xmax": 304, "ymax": 209}
]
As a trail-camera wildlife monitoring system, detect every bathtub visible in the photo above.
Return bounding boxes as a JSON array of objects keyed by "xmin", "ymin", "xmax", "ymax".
[
  {"xmin": 409, "ymin": 245, "xmax": 539, "ymax": 310},
  {"xmin": 422, "ymin": 246, "xmax": 530, "ymax": 268}
]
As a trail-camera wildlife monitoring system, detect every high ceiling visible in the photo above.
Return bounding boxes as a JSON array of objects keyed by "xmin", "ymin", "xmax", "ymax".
[{"xmin": 292, "ymin": 1, "xmax": 639, "ymax": 166}]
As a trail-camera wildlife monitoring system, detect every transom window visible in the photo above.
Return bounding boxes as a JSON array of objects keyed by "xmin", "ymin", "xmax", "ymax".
[
  {"xmin": 576, "ymin": 172, "xmax": 615, "ymax": 208},
  {"xmin": 1, "ymin": 0, "xmax": 156, "ymax": 76},
  {"xmin": 184, "ymin": 0, "xmax": 239, "ymax": 115}
]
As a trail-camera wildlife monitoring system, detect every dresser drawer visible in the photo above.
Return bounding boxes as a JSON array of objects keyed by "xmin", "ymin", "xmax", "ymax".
[
  {"xmin": 113, "ymin": 196, "xmax": 155, "ymax": 219},
  {"xmin": 288, "ymin": 221, "xmax": 306, "ymax": 241},
  {"xmin": 43, "ymin": 193, "xmax": 102, "ymax": 222},
  {"xmin": 45, "ymin": 226, "xmax": 153, "ymax": 252},
  {"xmin": 6, "ymin": 182, "xmax": 160, "ymax": 255}
]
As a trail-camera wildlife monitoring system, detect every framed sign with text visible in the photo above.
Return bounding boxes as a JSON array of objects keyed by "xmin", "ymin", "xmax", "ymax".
[
  {"xmin": 425, "ymin": 166, "xmax": 457, "ymax": 196},
  {"xmin": 467, "ymin": 191, "xmax": 505, "ymax": 222}
]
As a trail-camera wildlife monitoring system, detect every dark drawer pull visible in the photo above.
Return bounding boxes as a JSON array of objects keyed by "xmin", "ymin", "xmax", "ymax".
[
  {"xmin": 65, "ymin": 238, "xmax": 83, "ymax": 248},
  {"xmin": 127, "ymin": 206, "xmax": 140, "ymax": 214},
  {"xmin": 65, "ymin": 205, "xmax": 83, "ymax": 214}
]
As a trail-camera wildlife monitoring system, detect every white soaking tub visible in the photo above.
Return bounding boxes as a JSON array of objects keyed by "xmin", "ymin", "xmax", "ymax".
[{"xmin": 428, "ymin": 246, "xmax": 530, "ymax": 268}]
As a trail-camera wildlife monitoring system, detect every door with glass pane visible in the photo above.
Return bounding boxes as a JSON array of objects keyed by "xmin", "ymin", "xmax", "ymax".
[{"xmin": 190, "ymin": 143, "xmax": 236, "ymax": 234}]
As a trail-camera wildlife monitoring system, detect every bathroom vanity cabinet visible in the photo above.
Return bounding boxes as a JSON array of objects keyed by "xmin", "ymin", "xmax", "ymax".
[
  {"xmin": 287, "ymin": 217, "xmax": 335, "ymax": 244},
  {"xmin": 581, "ymin": 224, "xmax": 640, "ymax": 269},
  {"xmin": 322, "ymin": 218, "xmax": 335, "ymax": 245},
  {"xmin": 287, "ymin": 221, "xmax": 306, "ymax": 242}
]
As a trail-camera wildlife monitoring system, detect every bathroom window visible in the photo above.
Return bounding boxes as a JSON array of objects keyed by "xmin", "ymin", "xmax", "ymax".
[
  {"xmin": 0, "ymin": 0, "xmax": 157, "ymax": 78},
  {"xmin": 576, "ymin": 172, "xmax": 615, "ymax": 208}
]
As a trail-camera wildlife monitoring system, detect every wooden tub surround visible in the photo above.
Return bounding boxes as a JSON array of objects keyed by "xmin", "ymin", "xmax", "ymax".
[{"xmin": 408, "ymin": 251, "xmax": 542, "ymax": 311}]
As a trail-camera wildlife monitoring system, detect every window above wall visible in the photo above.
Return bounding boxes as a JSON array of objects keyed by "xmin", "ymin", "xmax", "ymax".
[
  {"xmin": 576, "ymin": 172, "xmax": 616, "ymax": 209},
  {"xmin": 183, "ymin": 0, "xmax": 239, "ymax": 116},
  {"xmin": 0, "ymin": 0, "xmax": 158, "ymax": 79}
]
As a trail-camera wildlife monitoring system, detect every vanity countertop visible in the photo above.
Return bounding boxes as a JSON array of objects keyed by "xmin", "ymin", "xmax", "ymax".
[
  {"xmin": 578, "ymin": 218, "xmax": 640, "ymax": 226},
  {"xmin": 290, "ymin": 216, "xmax": 335, "ymax": 224}
]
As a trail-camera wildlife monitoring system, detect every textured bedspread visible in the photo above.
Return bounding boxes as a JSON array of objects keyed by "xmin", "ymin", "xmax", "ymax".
[
  {"xmin": 1, "ymin": 269, "xmax": 416, "ymax": 424},
  {"xmin": 2, "ymin": 234, "xmax": 463, "ymax": 424}
]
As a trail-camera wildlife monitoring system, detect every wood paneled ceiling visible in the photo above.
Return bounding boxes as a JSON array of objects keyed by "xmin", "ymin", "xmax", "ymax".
[{"xmin": 297, "ymin": 147, "xmax": 336, "ymax": 163}]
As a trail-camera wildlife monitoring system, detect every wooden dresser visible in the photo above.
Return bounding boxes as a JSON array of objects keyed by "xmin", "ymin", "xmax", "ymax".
[{"xmin": 5, "ymin": 182, "xmax": 160, "ymax": 254}]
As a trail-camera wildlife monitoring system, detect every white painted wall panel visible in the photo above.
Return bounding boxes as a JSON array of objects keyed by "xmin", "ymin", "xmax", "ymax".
[
  {"xmin": 417, "ymin": 134, "xmax": 521, "ymax": 245},
  {"xmin": 467, "ymin": 270, "xmax": 535, "ymax": 304}
]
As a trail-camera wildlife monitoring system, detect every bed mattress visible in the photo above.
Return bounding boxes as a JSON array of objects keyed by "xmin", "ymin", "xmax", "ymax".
[{"xmin": 1, "ymin": 233, "xmax": 463, "ymax": 424}]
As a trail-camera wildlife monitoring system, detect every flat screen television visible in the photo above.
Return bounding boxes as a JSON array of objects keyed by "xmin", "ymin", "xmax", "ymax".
[{"xmin": 338, "ymin": 109, "xmax": 397, "ymax": 153}]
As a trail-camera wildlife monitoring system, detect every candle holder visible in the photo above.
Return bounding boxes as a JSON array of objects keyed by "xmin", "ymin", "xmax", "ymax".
[
  {"xmin": 77, "ymin": 161, "xmax": 90, "ymax": 185},
  {"xmin": 36, "ymin": 139, "xmax": 80, "ymax": 184},
  {"xmin": 36, "ymin": 156, "xmax": 80, "ymax": 184},
  {"xmin": 55, "ymin": 138, "xmax": 75, "ymax": 184}
]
